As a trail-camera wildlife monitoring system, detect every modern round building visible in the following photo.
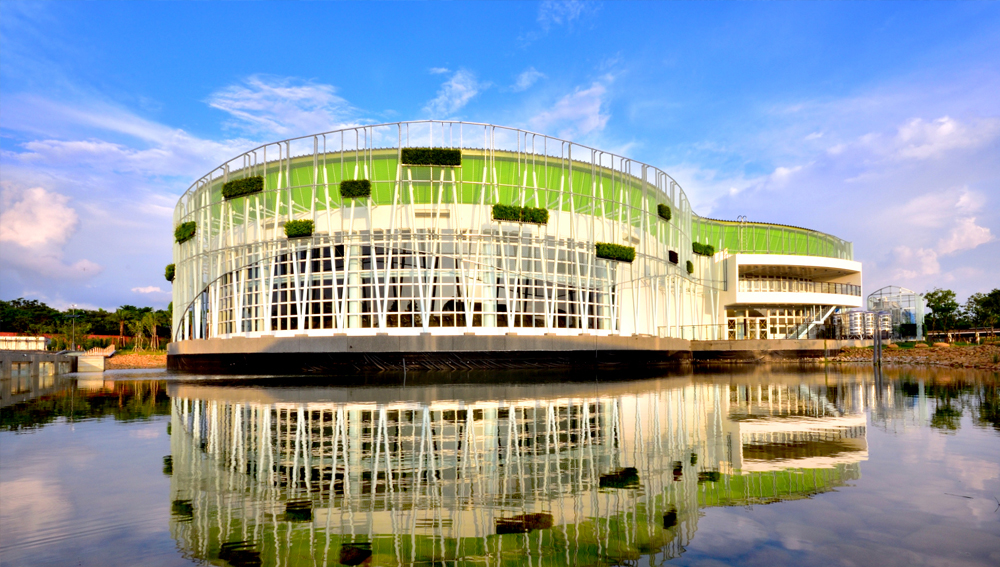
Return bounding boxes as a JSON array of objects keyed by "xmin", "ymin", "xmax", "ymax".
[{"xmin": 167, "ymin": 121, "xmax": 861, "ymax": 372}]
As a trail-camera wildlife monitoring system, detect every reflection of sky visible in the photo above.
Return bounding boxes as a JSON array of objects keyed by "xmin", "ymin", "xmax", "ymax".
[
  {"xmin": 1, "ymin": 368, "xmax": 999, "ymax": 567},
  {"xmin": 672, "ymin": 412, "xmax": 1000, "ymax": 566},
  {"xmin": 0, "ymin": 417, "xmax": 197, "ymax": 567}
]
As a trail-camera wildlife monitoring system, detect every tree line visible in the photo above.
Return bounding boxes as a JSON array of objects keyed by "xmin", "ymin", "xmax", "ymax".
[
  {"xmin": 924, "ymin": 288, "xmax": 1000, "ymax": 331},
  {"xmin": 0, "ymin": 298, "xmax": 172, "ymax": 351}
]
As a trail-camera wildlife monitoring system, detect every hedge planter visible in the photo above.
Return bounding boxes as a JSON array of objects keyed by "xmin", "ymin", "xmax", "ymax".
[
  {"xmin": 492, "ymin": 204, "xmax": 549, "ymax": 225},
  {"xmin": 222, "ymin": 176, "xmax": 264, "ymax": 200},
  {"xmin": 595, "ymin": 242, "xmax": 636, "ymax": 263},
  {"xmin": 340, "ymin": 179, "xmax": 371, "ymax": 199},
  {"xmin": 165, "ymin": 264, "xmax": 175, "ymax": 282},
  {"xmin": 401, "ymin": 148, "xmax": 462, "ymax": 166},
  {"xmin": 175, "ymin": 221, "xmax": 196, "ymax": 244},
  {"xmin": 657, "ymin": 204, "xmax": 672, "ymax": 222},
  {"xmin": 686, "ymin": 260, "xmax": 694, "ymax": 274},
  {"xmin": 692, "ymin": 242, "xmax": 716, "ymax": 256},
  {"xmin": 284, "ymin": 220, "xmax": 314, "ymax": 239}
]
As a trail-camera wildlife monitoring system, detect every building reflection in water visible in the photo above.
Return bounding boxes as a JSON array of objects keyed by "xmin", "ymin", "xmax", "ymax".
[{"xmin": 166, "ymin": 369, "xmax": 872, "ymax": 566}]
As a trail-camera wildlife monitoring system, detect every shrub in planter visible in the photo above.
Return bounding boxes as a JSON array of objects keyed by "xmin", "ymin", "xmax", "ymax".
[
  {"xmin": 657, "ymin": 203, "xmax": 672, "ymax": 221},
  {"xmin": 222, "ymin": 175, "xmax": 264, "ymax": 199},
  {"xmin": 692, "ymin": 242, "xmax": 716, "ymax": 256},
  {"xmin": 686, "ymin": 260, "xmax": 694, "ymax": 274},
  {"xmin": 401, "ymin": 147, "xmax": 462, "ymax": 166},
  {"xmin": 668, "ymin": 250, "xmax": 679, "ymax": 264},
  {"xmin": 595, "ymin": 242, "xmax": 636, "ymax": 263},
  {"xmin": 174, "ymin": 221, "xmax": 196, "ymax": 244},
  {"xmin": 492, "ymin": 204, "xmax": 549, "ymax": 224},
  {"xmin": 340, "ymin": 179, "xmax": 371, "ymax": 199},
  {"xmin": 284, "ymin": 219, "xmax": 314, "ymax": 238},
  {"xmin": 165, "ymin": 264, "xmax": 175, "ymax": 282}
]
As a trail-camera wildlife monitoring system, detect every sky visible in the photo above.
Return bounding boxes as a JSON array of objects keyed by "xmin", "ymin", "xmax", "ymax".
[{"xmin": 1, "ymin": 0, "xmax": 998, "ymax": 311}]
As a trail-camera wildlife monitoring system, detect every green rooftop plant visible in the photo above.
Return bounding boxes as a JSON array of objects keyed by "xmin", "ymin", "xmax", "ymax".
[
  {"xmin": 401, "ymin": 147, "xmax": 462, "ymax": 166},
  {"xmin": 657, "ymin": 203, "xmax": 672, "ymax": 221},
  {"xmin": 692, "ymin": 242, "xmax": 716, "ymax": 256},
  {"xmin": 340, "ymin": 179, "xmax": 371, "ymax": 199},
  {"xmin": 686, "ymin": 260, "xmax": 694, "ymax": 274},
  {"xmin": 492, "ymin": 204, "xmax": 549, "ymax": 224},
  {"xmin": 595, "ymin": 242, "xmax": 636, "ymax": 263},
  {"xmin": 284, "ymin": 219, "xmax": 314, "ymax": 238},
  {"xmin": 174, "ymin": 221, "xmax": 196, "ymax": 244},
  {"xmin": 165, "ymin": 264, "xmax": 175, "ymax": 282},
  {"xmin": 221, "ymin": 175, "xmax": 264, "ymax": 199}
]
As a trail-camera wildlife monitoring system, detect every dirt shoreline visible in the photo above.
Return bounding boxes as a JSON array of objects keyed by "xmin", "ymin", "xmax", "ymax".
[
  {"xmin": 106, "ymin": 353, "xmax": 167, "ymax": 370},
  {"xmin": 829, "ymin": 343, "xmax": 1000, "ymax": 371}
]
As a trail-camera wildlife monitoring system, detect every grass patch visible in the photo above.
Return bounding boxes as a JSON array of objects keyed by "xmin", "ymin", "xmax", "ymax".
[
  {"xmin": 284, "ymin": 219, "xmax": 314, "ymax": 238},
  {"xmin": 339, "ymin": 179, "xmax": 371, "ymax": 199},
  {"xmin": 492, "ymin": 203, "xmax": 549, "ymax": 224},
  {"xmin": 221, "ymin": 175, "xmax": 264, "ymax": 199},
  {"xmin": 595, "ymin": 242, "xmax": 635, "ymax": 263},
  {"xmin": 401, "ymin": 147, "xmax": 461, "ymax": 166},
  {"xmin": 174, "ymin": 221, "xmax": 196, "ymax": 244}
]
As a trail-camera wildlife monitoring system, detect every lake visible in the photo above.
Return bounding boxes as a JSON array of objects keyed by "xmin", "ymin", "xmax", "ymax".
[{"xmin": 1, "ymin": 365, "xmax": 998, "ymax": 566}]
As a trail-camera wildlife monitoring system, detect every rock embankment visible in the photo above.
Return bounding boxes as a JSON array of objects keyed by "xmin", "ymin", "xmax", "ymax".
[
  {"xmin": 106, "ymin": 353, "xmax": 167, "ymax": 369},
  {"xmin": 832, "ymin": 343, "xmax": 1000, "ymax": 371}
]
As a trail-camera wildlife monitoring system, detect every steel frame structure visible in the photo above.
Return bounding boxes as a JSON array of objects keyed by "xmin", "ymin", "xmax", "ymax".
[{"xmin": 171, "ymin": 121, "xmax": 855, "ymax": 343}]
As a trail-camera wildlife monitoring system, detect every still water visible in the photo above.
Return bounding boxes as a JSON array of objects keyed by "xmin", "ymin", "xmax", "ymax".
[{"xmin": 1, "ymin": 366, "xmax": 998, "ymax": 567}]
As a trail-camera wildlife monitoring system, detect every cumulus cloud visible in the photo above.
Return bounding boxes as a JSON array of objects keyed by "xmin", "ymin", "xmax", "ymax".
[
  {"xmin": 893, "ymin": 116, "xmax": 1000, "ymax": 160},
  {"xmin": 936, "ymin": 216, "xmax": 993, "ymax": 255},
  {"xmin": 429, "ymin": 67, "xmax": 450, "ymax": 75},
  {"xmin": 208, "ymin": 75, "xmax": 359, "ymax": 137},
  {"xmin": 0, "ymin": 185, "xmax": 103, "ymax": 280},
  {"xmin": 423, "ymin": 69, "xmax": 486, "ymax": 117},
  {"xmin": 889, "ymin": 246, "xmax": 941, "ymax": 280},
  {"xmin": 529, "ymin": 82, "xmax": 609, "ymax": 139},
  {"xmin": 131, "ymin": 286, "xmax": 165, "ymax": 294},
  {"xmin": 511, "ymin": 67, "xmax": 545, "ymax": 92}
]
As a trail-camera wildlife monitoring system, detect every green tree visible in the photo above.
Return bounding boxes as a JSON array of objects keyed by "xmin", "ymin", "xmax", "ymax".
[
  {"xmin": 977, "ymin": 288, "xmax": 1000, "ymax": 328},
  {"xmin": 0, "ymin": 298, "xmax": 60, "ymax": 334},
  {"xmin": 924, "ymin": 288, "xmax": 959, "ymax": 331}
]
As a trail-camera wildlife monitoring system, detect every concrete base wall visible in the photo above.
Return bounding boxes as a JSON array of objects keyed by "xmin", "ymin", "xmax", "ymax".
[
  {"xmin": 690, "ymin": 339, "xmax": 871, "ymax": 361},
  {"xmin": 166, "ymin": 335, "xmax": 872, "ymax": 374},
  {"xmin": 168, "ymin": 334, "xmax": 692, "ymax": 374},
  {"xmin": 77, "ymin": 355, "xmax": 106, "ymax": 373}
]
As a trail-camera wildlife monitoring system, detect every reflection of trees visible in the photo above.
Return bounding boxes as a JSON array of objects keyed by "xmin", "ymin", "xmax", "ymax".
[
  {"xmin": 930, "ymin": 403, "xmax": 962, "ymax": 432},
  {"xmin": 0, "ymin": 381, "xmax": 169, "ymax": 431},
  {"xmin": 877, "ymin": 374, "xmax": 1000, "ymax": 435},
  {"xmin": 973, "ymin": 383, "xmax": 1000, "ymax": 432}
]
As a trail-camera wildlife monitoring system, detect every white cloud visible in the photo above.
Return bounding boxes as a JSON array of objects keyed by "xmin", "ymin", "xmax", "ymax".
[
  {"xmin": 894, "ymin": 116, "xmax": 1000, "ymax": 160},
  {"xmin": 423, "ymin": 69, "xmax": 486, "ymax": 117},
  {"xmin": 529, "ymin": 82, "xmax": 609, "ymax": 139},
  {"xmin": 0, "ymin": 185, "xmax": 103, "ymax": 281},
  {"xmin": 131, "ymin": 286, "xmax": 165, "ymax": 294},
  {"xmin": 208, "ymin": 75, "xmax": 359, "ymax": 137},
  {"xmin": 889, "ymin": 246, "xmax": 941, "ymax": 280},
  {"xmin": 0, "ymin": 186, "xmax": 77, "ymax": 248},
  {"xmin": 429, "ymin": 67, "xmax": 450, "ymax": 75},
  {"xmin": 511, "ymin": 67, "xmax": 545, "ymax": 92},
  {"xmin": 770, "ymin": 165, "xmax": 804, "ymax": 182},
  {"xmin": 936, "ymin": 217, "xmax": 993, "ymax": 255},
  {"xmin": 537, "ymin": 0, "xmax": 594, "ymax": 30}
]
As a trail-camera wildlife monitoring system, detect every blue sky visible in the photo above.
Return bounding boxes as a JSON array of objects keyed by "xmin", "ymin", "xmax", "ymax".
[{"xmin": 1, "ymin": 0, "xmax": 998, "ymax": 311}]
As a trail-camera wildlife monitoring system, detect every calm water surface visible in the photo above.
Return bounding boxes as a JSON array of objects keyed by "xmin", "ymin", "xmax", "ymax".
[{"xmin": 1, "ymin": 366, "xmax": 998, "ymax": 566}]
